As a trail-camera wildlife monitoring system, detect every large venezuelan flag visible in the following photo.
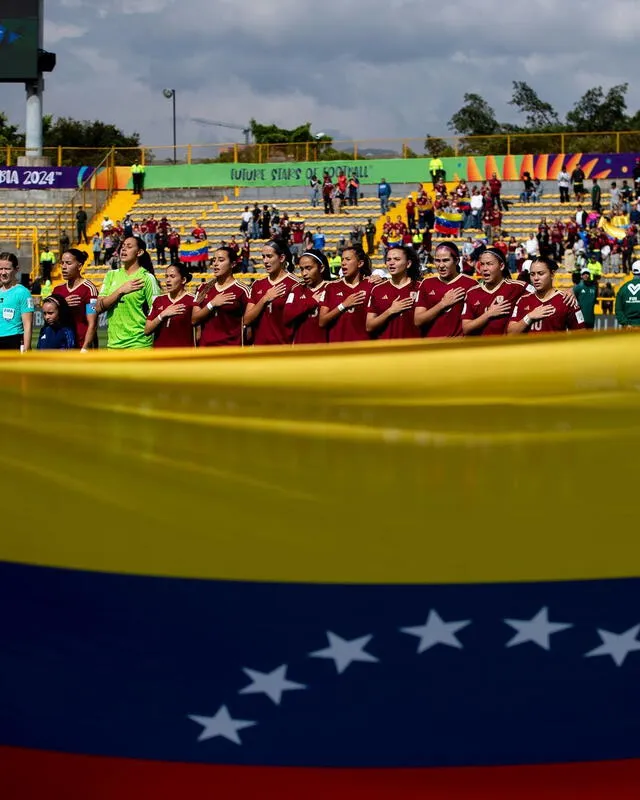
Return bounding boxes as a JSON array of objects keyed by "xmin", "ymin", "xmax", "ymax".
[
  {"xmin": 434, "ymin": 211, "xmax": 463, "ymax": 235},
  {"xmin": 1, "ymin": 334, "xmax": 639, "ymax": 799},
  {"xmin": 179, "ymin": 239, "xmax": 210, "ymax": 263}
]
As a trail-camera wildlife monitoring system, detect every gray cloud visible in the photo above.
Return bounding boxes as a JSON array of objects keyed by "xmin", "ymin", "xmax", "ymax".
[{"xmin": 0, "ymin": 0, "xmax": 637, "ymax": 155}]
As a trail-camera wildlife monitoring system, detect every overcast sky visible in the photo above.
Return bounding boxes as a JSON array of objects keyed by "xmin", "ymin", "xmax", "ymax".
[{"xmin": 1, "ymin": 0, "xmax": 639, "ymax": 153}]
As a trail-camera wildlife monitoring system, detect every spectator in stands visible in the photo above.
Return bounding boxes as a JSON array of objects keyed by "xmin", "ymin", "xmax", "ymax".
[
  {"xmin": 572, "ymin": 164, "xmax": 586, "ymax": 202},
  {"xmin": 377, "ymin": 177, "xmax": 391, "ymax": 214},
  {"xmin": 156, "ymin": 229, "xmax": 168, "ymax": 266},
  {"xmin": 251, "ymin": 203, "xmax": 261, "ymax": 238},
  {"xmin": 406, "ymin": 195, "xmax": 416, "ymax": 231},
  {"xmin": 365, "ymin": 219, "xmax": 376, "ymax": 255},
  {"xmin": 240, "ymin": 205, "xmax": 252, "ymax": 235},
  {"xmin": 489, "ymin": 173, "xmax": 502, "ymax": 210},
  {"xmin": 290, "ymin": 222, "xmax": 305, "ymax": 262},
  {"xmin": 620, "ymin": 180, "xmax": 633, "ymax": 213},
  {"xmin": 615, "ymin": 261, "xmax": 640, "ymax": 327},
  {"xmin": 310, "ymin": 175, "xmax": 320, "ymax": 207},
  {"xmin": 313, "ymin": 227, "xmax": 326, "ymax": 251},
  {"xmin": 191, "ymin": 221, "xmax": 206, "ymax": 241},
  {"xmin": 532, "ymin": 178, "xmax": 544, "ymax": 202},
  {"xmin": 600, "ymin": 282, "xmax": 615, "ymax": 316},
  {"xmin": 261, "ymin": 206, "xmax": 272, "ymax": 239},
  {"xmin": 621, "ymin": 231, "xmax": 636, "ymax": 274},
  {"xmin": 168, "ymin": 228, "xmax": 181, "ymax": 265},
  {"xmin": 575, "ymin": 205, "xmax": 588, "ymax": 229},
  {"xmin": 144, "ymin": 215, "xmax": 157, "ymax": 251},
  {"xmin": 609, "ymin": 182, "xmax": 621, "ymax": 211},
  {"xmin": 322, "ymin": 174, "xmax": 334, "ymax": 215},
  {"xmin": 350, "ymin": 225, "xmax": 364, "ymax": 247},
  {"xmin": 40, "ymin": 244, "xmax": 56, "ymax": 282},
  {"xmin": 591, "ymin": 179, "xmax": 602, "ymax": 213},
  {"xmin": 59, "ymin": 230, "xmax": 70, "ymax": 255},
  {"xmin": 54, "ymin": 249, "xmax": 99, "ymax": 350},
  {"xmin": 0, "ymin": 252, "xmax": 33, "ymax": 351},
  {"xmin": 468, "ymin": 188, "xmax": 484, "ymax": 230},
  {"xmin": 123, "ymin": 215, "xmax": 134, "ymax": 238},
  {"xmin": 558, "ymin": 165, "xmax": 571, "ymax": 203},
  {"xmin": 240, "ymin": 237, "xmax": 252, "ymax": 273},
  {"xmin": 75, "ymin": 206, "xmax": 88, "ymax": 244},
  {"xmin": 96, "ymin": 236, "xmax": 159, "ymax": 350},
  {"xmin": 90, "ymin": 232, "xmax": 101, "ymax": 266},
  {"xmin": 525, "ymin": 232, "xmax": 539, "ymax": 259},
  {"xmin": 37, "ymin": 295, "xmax": 76, "ymax": 350},
  {"xmin": 633, "ymin": 158, "xmax": 640, "ymax": 199},
  {"xmin": 520, "ymin": 172, "xmax": 535, "ymax": 203},
  {"xmin": 102, "ymin": 215, "xmax": 114, "ymax": 233},
  {"xmin": 348, "ymin": 174, "xmax": 360, "ymax": 206}
]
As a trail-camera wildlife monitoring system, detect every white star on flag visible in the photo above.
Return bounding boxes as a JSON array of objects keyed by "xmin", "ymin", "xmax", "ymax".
[
  {"xmin": 504, "ymin": 606, "xmax": 573, "ymax": 650},
  {"xmin": 239, "ymin": 664, "xmax": 306, "ymax": 705},
  {"xmin": 188, "ymin": 705, "xmax": 256, "ymax": 744},
  {"xmin": 400, "ymin": 609, "xmax": 471, "ymax": 653},
  {"xmin": 309, "ymin": 631, "xmax": 379, "ymax": 674},
  {"xmin": 585, "ymin": 623, "xmax": 640, "ymax": 667}
]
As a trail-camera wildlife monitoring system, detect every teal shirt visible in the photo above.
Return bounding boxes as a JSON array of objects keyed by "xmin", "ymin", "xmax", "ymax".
[
  {"xmin": 615, "ymin": 276, "xmax": 640, "ymax": 327},
  {"xmin": 574, "ymin": 281, "xmax": 597, "ymax": 327},
  {"xmin": 0, "ymin": 284, "xmax": 33, "ymax": 337}
]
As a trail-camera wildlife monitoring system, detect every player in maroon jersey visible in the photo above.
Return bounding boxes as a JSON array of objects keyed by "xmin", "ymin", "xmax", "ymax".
[
  {"xmin": 244, "ymin": 240, "xmax": 298, "ymax": 345},
  {"xmin": 145, "ymin": 263, "xmax": 195, "ymax": 348},
  {"xmin": 192, "ymin": 247, "xmax": 249, "ymax": 347},
  {"xmin": 508, "ymin": 257, "xmax": 585, "ymax": 335},
  {"xmin": 366, "ymin": 245, "xmax": 421, "ymax": 340},
  {"xmin": 53, "ymin": 248, "xmax": 99, "ymax": 350},
  {"xmin": 414, "ymin": 242, "xmax": 477, "ymax": 337},
  {"xmin": 462, "ymin": 247, "xmax": 533, "ymax": 336},
  {"xmin": 283, "ymin": 249, "xmax": 330, "ymax": 345},
  {"xmin": 319, "ymin": 245, "xmax": 373, "ymax": 343}
]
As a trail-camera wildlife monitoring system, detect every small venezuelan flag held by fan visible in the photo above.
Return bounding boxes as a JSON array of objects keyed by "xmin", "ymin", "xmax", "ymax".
[
  {"xmin": 180, "ymin": 239, "xmax": 210, "ymax": 263},
  {"xmin": 434, "ymin": 211, "xmax": 463, "ymax": 235}
]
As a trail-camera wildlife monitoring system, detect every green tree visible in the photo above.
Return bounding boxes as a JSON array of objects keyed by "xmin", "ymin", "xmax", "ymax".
[
  {"xmin": 43, "ymin": 117, "xmax": 142, "ymax": 165},
  {"xmin": 448, "ymin": 93, "xmax": 501, "ymax": 136},
  {"xmin": 424, "ymin": 134, "xmax": 455, "ymax": 157},
  {"xmin": 508, "ymin": 81, "xmax": 559, "ymax": 129},
  {"xmin": 566, "ymin": 84, "xmax": 629, "ymax": 131},
  {"xmin": 0, "ymin": 112, "xmax": 24, "ymax": 147}
]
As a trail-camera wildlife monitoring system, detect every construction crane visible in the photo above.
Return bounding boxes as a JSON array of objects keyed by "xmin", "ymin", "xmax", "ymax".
[{"xmin": 191, "ymin": 118, "xmax": 251, "ymax": 146}]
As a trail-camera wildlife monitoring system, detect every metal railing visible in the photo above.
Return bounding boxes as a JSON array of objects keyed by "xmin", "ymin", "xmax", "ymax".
[
  {"xmin": 1, "ymin": 131, "xmax": 640, "ymax": 168},
  {"xmin": 52, "ymin": 148, "xmax": 117, "ymax": 247}
]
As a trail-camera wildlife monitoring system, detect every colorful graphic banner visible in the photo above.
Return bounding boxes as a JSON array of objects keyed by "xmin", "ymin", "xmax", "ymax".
[
  {"xmin": 0, "ymin": 165, "xmax": 95, "ymax": 189},
  {"xmin": 0, "ymin": 334, "xmax": 639, "ymax": 798},
  {"xmin": 135, "ymin": 153, "xmax": 640, "ymax": 190}
]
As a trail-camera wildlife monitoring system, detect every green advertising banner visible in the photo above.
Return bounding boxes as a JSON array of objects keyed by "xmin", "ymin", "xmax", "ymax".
[
  {"xmin": 140, "ymin": 153, "xmax": 638, "ymax": 190},
  {"xmin": 142, "ymin": 159, "xmax": 441, "ymax": 190}
]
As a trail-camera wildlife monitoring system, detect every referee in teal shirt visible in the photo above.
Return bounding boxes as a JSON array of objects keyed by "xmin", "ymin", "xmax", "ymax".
[{"xmin": 0, "ymin": 253, "xmax": 34, "ymax": 351}]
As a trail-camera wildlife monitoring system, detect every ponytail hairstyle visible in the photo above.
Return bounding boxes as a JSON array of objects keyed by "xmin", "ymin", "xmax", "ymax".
[
  {"xmin": 128, "ymin": 235, "xmax": 155, "ymax": 275},
  {"xmin": 64, "ymin": 248, "xmax": 89, "ymax": 267},
  {"xmin": 341, "ymin": 244, "xmax": 372, "ymax": 277},
  {"xmin": 483, "ymin": 246, "xmax": 511, "ymax": 279},
  {"xmin": 300, "ymin": 248, "xmax": 331, "ymax": 281},
  {"xmin": 0, "ymin": 252, "xmax": 19, "ymax": 269},
  {"xmin": 264, "ymin": 238, "xmax": 294, "ymax": 272},
  {"xmin": 386, "ymin": 244, "xmax": 422, "ymax": 282},
  {"xmin": 175, "ymin": 261, "xmax": 193, "ymax": 284}
]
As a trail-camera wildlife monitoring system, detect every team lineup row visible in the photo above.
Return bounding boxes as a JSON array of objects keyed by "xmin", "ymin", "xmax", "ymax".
[{"xmin": 0, "ymin": 237, "xmax": 586, "ymax": 352}]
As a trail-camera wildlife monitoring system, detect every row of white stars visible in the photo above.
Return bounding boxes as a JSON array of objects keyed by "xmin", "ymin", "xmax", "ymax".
[{"xmin": 188, "ymin": 606, "xmax": 640, "ymax": 744}]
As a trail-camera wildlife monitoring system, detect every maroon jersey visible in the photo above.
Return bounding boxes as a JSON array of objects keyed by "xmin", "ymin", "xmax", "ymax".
[
  {"xmin": 249, "ymin": 275, "xmax": 299, "ymax": 346},
  {"xmin": 283, "ymin": 282, "xmax": 328, "ymax": 345},
  {"xmin": 417, "ymin": 273, "xmax": 477, "ymax": 338},
  {"xmin": 511, "ymin": 291, "xmax": 585, "ymax": 334},
  {"xmin": 368, "ymin": 279, "xmax": 420, "ymax": 340},
  {"xmin": 321, "ymin": 278, "xmax": 373, "ymax": 343},
  {"xmin": 53, "ymin": 279, "xmax": 98, "ymax": 348},
  {"xmin": 198, "ymin": 281, "xmax": 249, "ymax": 347},
  {"xmin": 148, "ymin": 293, "xmax": 195, "ymax": 348},
  {"xmin": 462, "ymin": 279, "xmax": 532, "ymax": 336}
]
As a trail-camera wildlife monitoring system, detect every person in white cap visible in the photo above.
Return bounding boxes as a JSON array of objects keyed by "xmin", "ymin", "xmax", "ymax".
[{"xmin": 615, "ymin": 260, "xmax": 640, "ymax": 328}]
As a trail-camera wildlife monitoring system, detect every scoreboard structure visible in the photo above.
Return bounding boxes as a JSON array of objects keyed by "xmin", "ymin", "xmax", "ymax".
[{"xmin": 0, "ymin": 0, "xmax": 40, "ymax": 83}]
